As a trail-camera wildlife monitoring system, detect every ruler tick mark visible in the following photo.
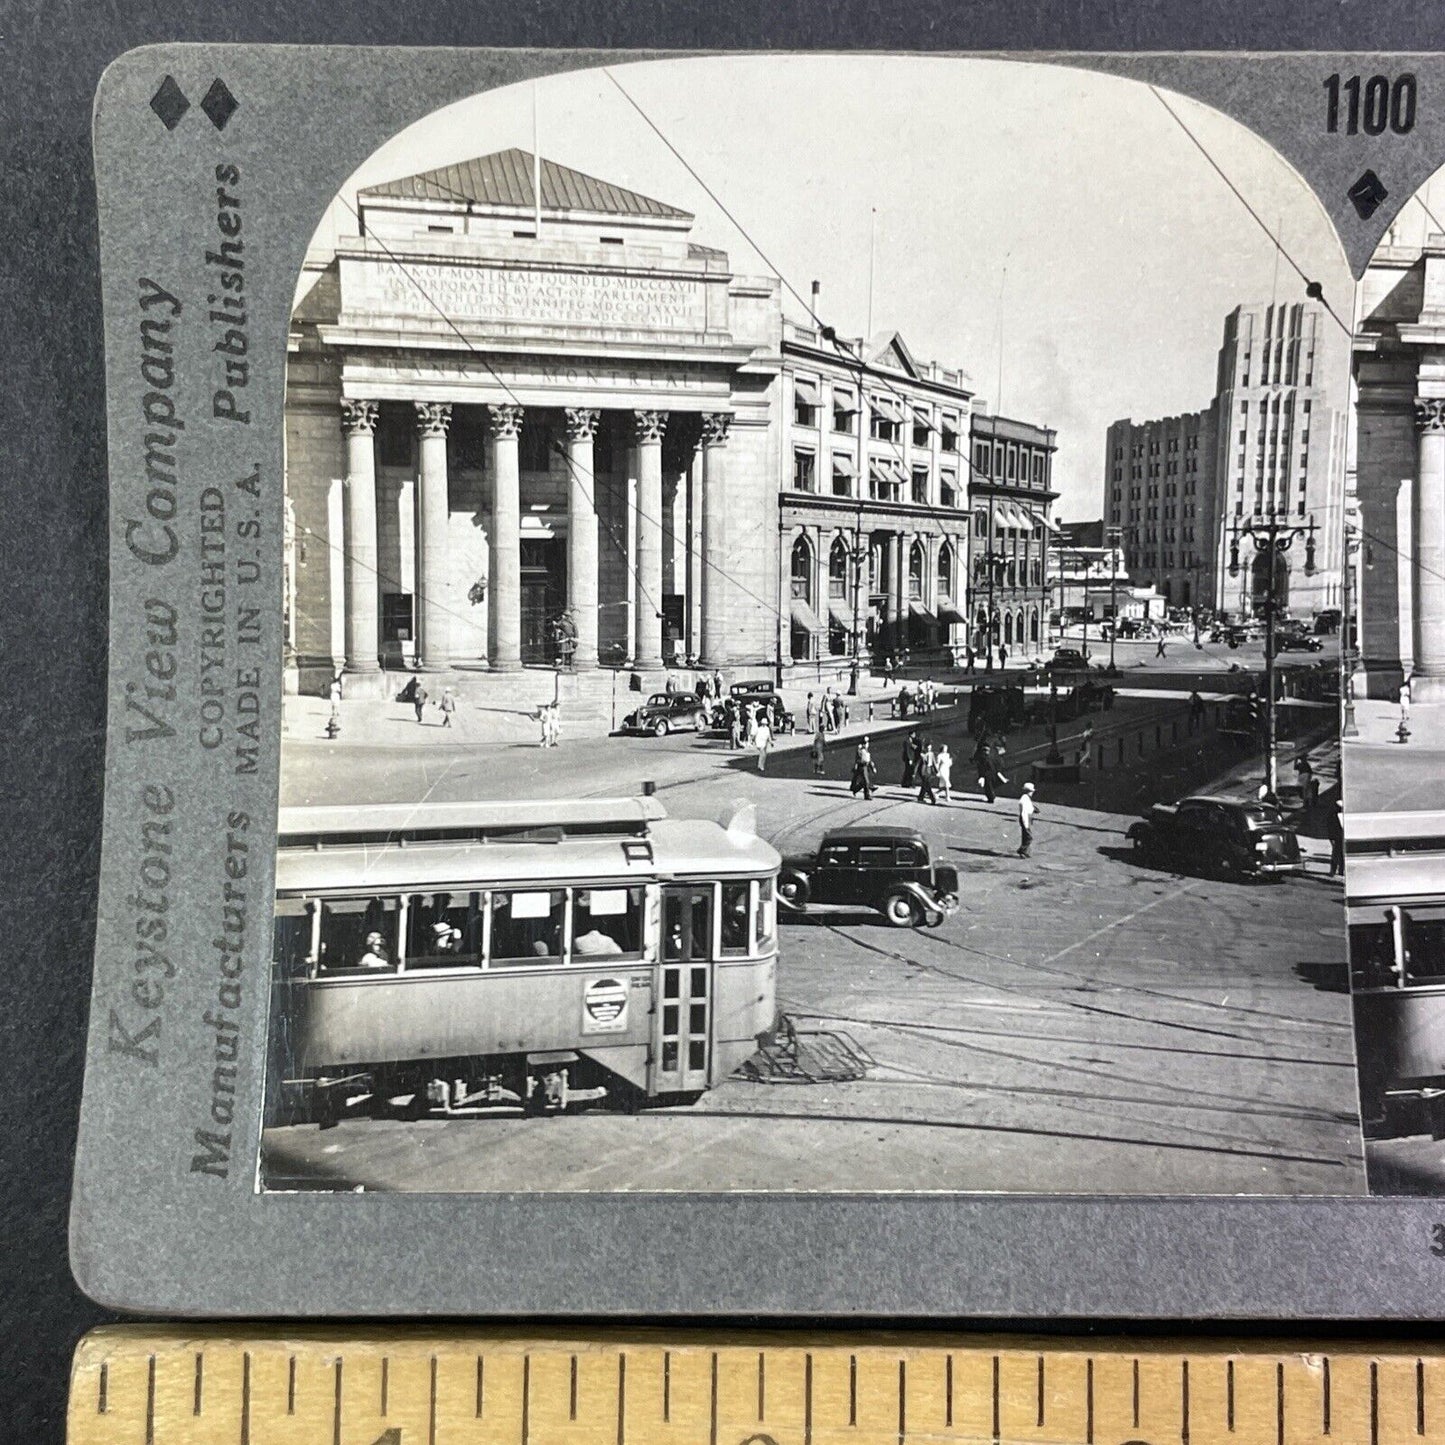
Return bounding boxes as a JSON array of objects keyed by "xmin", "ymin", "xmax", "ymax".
[
  {"xmin": 241, "ymin": 1351, "xmax": 251, "ymax": 1445},
  {"xmin": 1276, "ymin": 1362, "xmax": 1286, "ymax": 1445},
  {"xmin": 618, "ymin": 1353, "xmax": 627, "ymax": 1445},
  {"xmin": 991, "ymin": 1355, "xmax": 1000, "ymax": 1443},
  {"xmin": 1371, "ymin": 1362, "xmax": 1380, "ymax": 1445},
  {"xmin": 805, "ymin": 1353, "xmax": 814, "ymax": 1445},
  {"xmin": 759, "ymin": 1351, "xmax": 766, "ymax": 1421},
  {"xmin": 97, "ymin": 1361, "xmax": 108, "ymax": 1415},
  {"xmin": 850, "ymin": 1355, "xmax": 858, "ymax": 1427},
  {"xmin": 1036, "ymin": 1355, "xmax": 1045, "ymax": 1429},
  {"xmin": 333, "ymin": 1358, "xmax": 343, "ymax": 1445},
  {"xmin": 1182, "ymin": 1359, "xmax": 1191, "ymax": 1445},
  {"xmin": 663, "ymin": 1351, "xmax": 671, "ymax": 1424},
  {"xmin": 476, "ymin": 1355, "xmax": 485, "ymax": 1418},
  {"xmin": 1323, "ymin": 1357, "xmax": 1331, "ymax": 1435},
  {"xmin": 1226, "ymin": 1360, "xmax": 1235, "ymax": 1432},
  {"xmin": 382, "ymin": 1356, "xmax": 390, "ymax": 1416},
  {"xmin": 710, "ymin": 1353, "xmax": 718, "ymax": 1445},
  {"xmin": 944, "ymin": 1355, "xmax": 952, "ymax": 1429},
  {"xmin": 1086, "ymin": 1358, "xmax": 1095, "ymax": 1445},
  {"xmin": 898, "ymin": 1359, "xmax": 907, "ymax": 1445},
  {"xmin": 1419, "ymin": 1358, "xmax": 1427, "ymax": 1435},
  {"xmin": 288, "ymin": 1356, "xmax": 296, "ymax": 1416},
  {"xmin": 523, "ymin": 1355, "xmax": 532, "ymax": 1445},
  {"xmin": 570, "ymin": 1354, "xmax": 578, "ymax": 1421},
  {"xmin": 429, "ymin": 1354, "xmax": 438, "ymax": 1445},
  {"xmin": 1134, "ymin": 1359, "xmax": 1141, "ymax": 1430},
  {"xmin": 194, "ymin": 1351, "xmax": 204, "ymax": 1415},
  {"xmin": 146, "ymin": 1354, "xmax": 156, "ymax": 1445}
]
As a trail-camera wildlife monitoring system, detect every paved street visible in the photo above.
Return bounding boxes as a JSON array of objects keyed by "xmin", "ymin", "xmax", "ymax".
[{"xmin": 265, "ymin": 665, "xmax": 1365, "ymax": 1196}]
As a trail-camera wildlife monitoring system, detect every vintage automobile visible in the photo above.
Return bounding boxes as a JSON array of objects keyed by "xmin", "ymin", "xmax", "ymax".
[
  {"xmin": 620, "ymin": 692, "xmax": 707, "ymax": 736},
  {"xmin": 1126, "ymin": 795, "xmax": 1304, "ymax": 881},
  {"xmin": 1045, "ymin": 646, "xmax": 1091, "ymax": 674},
  {"xmin": 722, "ymin": 680, "xmax": 796, "ymax": 733},
  {"xmin": 777, "ymin": 825, "xmax": 960, "ymax": 927},
  {"xmin": 1273, "ymin": 631, "xmax": 1324, "ymax": 653}
]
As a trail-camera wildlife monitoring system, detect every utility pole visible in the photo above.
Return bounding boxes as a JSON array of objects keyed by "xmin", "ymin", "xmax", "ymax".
[
  {"xmin": 1342, "ymin": 519, "xmax": 1359, "ymax": 738},
  {"xmin": 1228, "ymin": 511, "xmax": 1318, "ymax": 796},
  {"xmin": 1106, "ymin": 527, "xmax": 1121, "ymax": 675}
]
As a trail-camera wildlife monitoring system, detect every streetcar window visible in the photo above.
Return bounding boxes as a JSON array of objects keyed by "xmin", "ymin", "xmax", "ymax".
[
  {"xmin": 1402, "ymin": 907, "xmax": 1445, "ymax": 982},
  {"xmin": 720, "ymin": 881, "xmax": 751, "ymax": 956},
  {"xmin": 664, "ymin": 888, "xmax": 713, "ymax": 961},
  {"xmin": 273, "ymin": 897, "xmax": 315, "ymax": 978},
  {"xmin": 489, "ymin": 889, "xmax": 565, "ymax": 965},
  {"xmin": 404, "ymin": 891, "xmax": 482, "ymax": 969},
  {"xmin": 755, "ymin": 878, "xmax": 776, "ymax": 951},
  {"xmin": 1349, "ymin": 921, "xmax": 1397, "ymax": 988},
  {"xmin": 318, "ymin": 896, "xmax": 400, "ymax": 974},
  {"xmin": 572, "ymin": 886, "xmax": 644, "ymax": 960}
]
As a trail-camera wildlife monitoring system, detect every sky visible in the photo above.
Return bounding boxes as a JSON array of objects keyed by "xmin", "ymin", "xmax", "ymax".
[{"xmin": 306, "ymin": 55, "xmax": 1354, "ymax": 524}]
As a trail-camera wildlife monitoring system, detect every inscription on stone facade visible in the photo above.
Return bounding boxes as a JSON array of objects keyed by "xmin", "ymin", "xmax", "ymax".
[{"xmin": 373, "ymin": 261, "xmax": 708, "ymax": 332}]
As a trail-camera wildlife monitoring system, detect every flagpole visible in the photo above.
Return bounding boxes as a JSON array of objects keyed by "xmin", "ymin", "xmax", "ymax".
[{"xmin": 532, "ymin": 82, "xmax": 542, "ymax": 237}]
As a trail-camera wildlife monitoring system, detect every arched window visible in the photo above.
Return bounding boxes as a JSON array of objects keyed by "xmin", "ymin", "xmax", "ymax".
[
  {"xmin": 937, "ymin": 542, "xmax": 953, "ymax": 599},
  {"xmin": 908, "ymin": 540, "xmax": 925, "ymax": 599},
  {"xmin": 1006, "ymin": 558, "xmax": 1018, "ymax": 589},
  {"xmin": 1003, "ymin": 613, "xmax": 1015, "ymax": 645},
  {"xmin": 790, "ymin": 535, "xmax": 813, "ymax": 604},
  {"xmin": 1029, "ymin": 609, "xmax": 1040, "ymax": 643},
  {"xmin": 829, "ymin": 537, "xmax": 849, "ymax": 599}
]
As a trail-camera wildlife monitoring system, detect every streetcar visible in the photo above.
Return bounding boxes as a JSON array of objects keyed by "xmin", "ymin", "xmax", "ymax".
[
  {"xmin": 1346, "ymin": 809, "xmax": 1445, "ymax": 1135},
  {"xmin": 269, "ymin": 797, "xmax": 781, "ymax": 1119}
]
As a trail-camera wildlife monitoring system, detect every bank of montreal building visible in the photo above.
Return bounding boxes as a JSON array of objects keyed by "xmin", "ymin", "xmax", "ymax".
[{"xmin": 284, "ymin": 151, "xmax": 1050, "ymax": 693}]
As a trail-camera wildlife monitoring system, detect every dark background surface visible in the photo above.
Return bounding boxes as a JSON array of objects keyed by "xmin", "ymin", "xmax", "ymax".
[{"xmin": 6, "ymin": 3, "xmax": 1445, "ymax": 1441}]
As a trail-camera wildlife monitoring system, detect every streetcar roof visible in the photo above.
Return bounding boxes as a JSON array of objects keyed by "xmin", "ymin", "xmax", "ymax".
[
  {"xmin": 277, "ymin": 796, "xmax": 668, "ymax": 847},
  {"xmin": 1344, "ymin": 811, "xmax": 1445, "ymax": 847},
  {"xmin": 275, "ymin": 817, "xmax": 780, "ymax": 893},
  {"xmin": 1346, "ymin": 853, "xmax": 1445, "ymax": 908}
]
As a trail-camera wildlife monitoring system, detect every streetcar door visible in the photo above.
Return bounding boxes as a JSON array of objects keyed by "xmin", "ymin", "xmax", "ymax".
[{"xmin": 653, "ymin": 885, "xmax": 714, "ymax": 1094}]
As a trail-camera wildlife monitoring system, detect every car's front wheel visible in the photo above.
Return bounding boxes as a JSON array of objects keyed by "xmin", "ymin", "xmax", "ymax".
[
  {"xmin": 883, "ymin": 890, "xmax": 921, "ymax": 928},
  {"xmin": 653, "ymin": 718, "xmax": 669, "ymax": 737}
]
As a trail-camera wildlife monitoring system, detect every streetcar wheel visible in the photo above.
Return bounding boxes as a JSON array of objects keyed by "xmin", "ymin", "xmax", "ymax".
[
  {"xmin": 883, "ymin": 891, "xmax": 921, "ymax": 928},
  {"xmin": 653, "ymin": 718, "xmax": 669, "ymax": 736}
]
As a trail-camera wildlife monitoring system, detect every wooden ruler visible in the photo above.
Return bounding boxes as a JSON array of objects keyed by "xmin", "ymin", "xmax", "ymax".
[{"xmin": 68, "ymin": 1329, "xmax": 1445, "ymax": 1445}]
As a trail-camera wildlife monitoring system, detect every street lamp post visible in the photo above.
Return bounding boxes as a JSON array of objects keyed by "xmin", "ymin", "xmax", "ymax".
[
  {"xmin": 981, "ymin": 551, "xmax": 1007, "ymax": 671},
  {"xmin": 1227, "ymin": 511, "xmax": 1318, "ymax": 797},
  {"xmin": 1106, "ymin": 528, "xmax": 1121, "ymax": 675},
  {"xmin": 1342, "ymin": 520, "xmax": 1359, "ymax": 738}
]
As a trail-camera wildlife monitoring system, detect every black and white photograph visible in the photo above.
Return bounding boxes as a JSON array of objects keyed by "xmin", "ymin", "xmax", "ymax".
[{"xmin": 259, "ymin": 54, "xmax": 1365, "ymax": 1196}]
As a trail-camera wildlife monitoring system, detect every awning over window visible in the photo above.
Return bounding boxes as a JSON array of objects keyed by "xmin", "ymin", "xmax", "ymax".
[
  {"xmin": 912, "ymin": 405, "xmax": 933, "ymax": 428},
  {"xmin": 869, "ymin": 458, "xmax": 904, "ymax": 485},
  {"xmin": 831, "ymin": 453, "xmax": 857, "ymax": 478},
  {"xmin": 828, "ymin": 598, "xmax": 855, "ymax": 629},
  {"xmin": 1029, "ymin": 507, "xmax": 1060, "ymax": 533},
  {"xmin": 869, "ymin": 394, "xmax": 904, "ymax": 420},
  {"xmin": 937, "ymin": 605, "xmax": 968, "ymax": 625},
  {"xmin": 908, "ymin": 601, "xmax": 937, "ymax": 622},
  {"xmin": 790, "ymin": 598, "xmax": 822, "ymax": 633},
  {"xmin": 793, "ymin": 376, "xmax": 820, "ymax": 405}
]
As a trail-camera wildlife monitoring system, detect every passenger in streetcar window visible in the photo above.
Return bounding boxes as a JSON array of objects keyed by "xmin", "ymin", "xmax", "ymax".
[
  {"xmin": 721, "ymin": 882, "xmax": 750, "ymax": 954},
  {"xmin": 431, "ymin": 920, "xmax": 463, "ymax": 954},
  {"xmin": 359, "ymin": 931, "xmax": 391, "ymax": 970}
]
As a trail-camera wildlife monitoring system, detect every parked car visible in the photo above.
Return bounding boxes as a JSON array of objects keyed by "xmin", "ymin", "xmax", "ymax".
[
  {"xmin": 1126, "ymin": 795, "xmax": 1304, "ymax": 881},
  {"xmin": 724, "ymin": 681, "xmax": 796, "ymax": 733},
  {"xmin": 777, "ymin": 826, "xmax": 959, "ymax": 927},
  {"xmin": 620, "ymin": 692, "xmax": 707, "ymax": 736}
]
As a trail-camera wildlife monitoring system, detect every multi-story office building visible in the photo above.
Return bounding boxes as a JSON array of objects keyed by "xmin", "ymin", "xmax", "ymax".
[
  {"xmin": 968, "ymin": 413, "xmax": 1058, "ymax": 657},
  {"xmin": 779, "ymin": 324, "xmax": 973, "ymax": 672},
  {"xmin": 1105, "ymin": 301, "xmax": 1345, "ymax": 621}
]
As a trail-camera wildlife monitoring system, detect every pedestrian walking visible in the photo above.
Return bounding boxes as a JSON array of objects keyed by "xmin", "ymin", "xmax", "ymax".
[
  {"xmin": 936, "ymin": 744, "xmax": 953, "ymax": 803},
  {"xmin": 712, "ymin": 668, "xmax": 724, "ymax": 699},
  {"xmin": 805, "ymin": 692, "xmax": 816, "ymax": 732},
  {"xmin": 439, "ymin": 687, "xmax": 456, "ymax": 728},
  {"xmin": 965, "ymin": 646, "xmax": 976, "ymax": 673},
  {"xmin": 755, "ymin": 716, "xmax": 773, "ymax": 773},
  {"xmin": 998, "ymin": 644, "xmax": 1008, "ymax": 670},
  {"xmin": 973, "ymin": 734, "xmax": 999, "ymax": 805},
  {"xmin": 1155, "ymin": 636, "xmax": 1167, "ymax": 658},
  {"xmin": 414, "ymin": 682, "xmax": 429, "ymax": 724},
  {"xmin": 547, "ymin": 703, "xmax": 562, "ymax": 747},
  {"xmin": 917, "ymin": 744, "xmax": 940, "ymax": 805},
  {"xmin": 901, "ymin": 730, "xmax": 922, "ymax": 788},
  {"xmin": 867, "ymin": 699, "xmax": 875, "ymax": 723},
  {"xmin": 728, "ymin": 703, "xmax": 743, "ymax": 751},
  {"xmin": 1328, "ymin": 799, "xmax": 1345, "ymax": 877},
  {"xmin": 850, "ymin": 737, "xmax": 877, "ymax": 799},
  {"xmin": 329, "ymin": 674, "xmax": 343, "ymax": 710},
  {"xmin": 810, "ymin": 727, "xmax": 826, "ymax": 776},
  {"xmin": 1017, "ymin": 783, "xmax": 1037, "ymax": 858}
]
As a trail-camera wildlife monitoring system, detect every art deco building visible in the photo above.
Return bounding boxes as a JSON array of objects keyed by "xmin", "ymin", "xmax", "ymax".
[{"xmin": 1105, "ymin": 301, "xmax": 1345, "ymax": 621}]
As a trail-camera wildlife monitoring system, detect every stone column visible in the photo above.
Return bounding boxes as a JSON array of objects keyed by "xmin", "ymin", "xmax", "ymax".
[
  {"xmin": 564, "ymin": 408, "xmax": 600, "ymax": 671},
  {"xmin": 413, "ymin": 402, "xmax": 453, "ymax": 671},
  {"xmin": 687, "ymin": 450, "xmax": 703, "ymax": 663},
  {"xmin": 699, "ymin": 413, "xmax": 732, "ymax": 668},
  {"xmin": 1415, "ymin": 399, "xmax": 1445, "ymax": 699},
  {"xmin": 632, "ymin": 410, "xmax": 667, "ymax": 669},
  {"xmin": 341, "ymin": 400, "xmax": 380, "ymax": 673},
  {"xmin": 487, "ymin": 403, "xmax": 524, "ymax": 673},
  {"xmin": 890, "ymin": 530, "xmax": 905, "ymax": 654}
]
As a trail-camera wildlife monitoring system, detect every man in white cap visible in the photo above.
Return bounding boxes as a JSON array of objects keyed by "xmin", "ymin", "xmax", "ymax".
[{"xmin": 1017, "ymin": 782, "xmax": 1037, "ymax": 859}]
